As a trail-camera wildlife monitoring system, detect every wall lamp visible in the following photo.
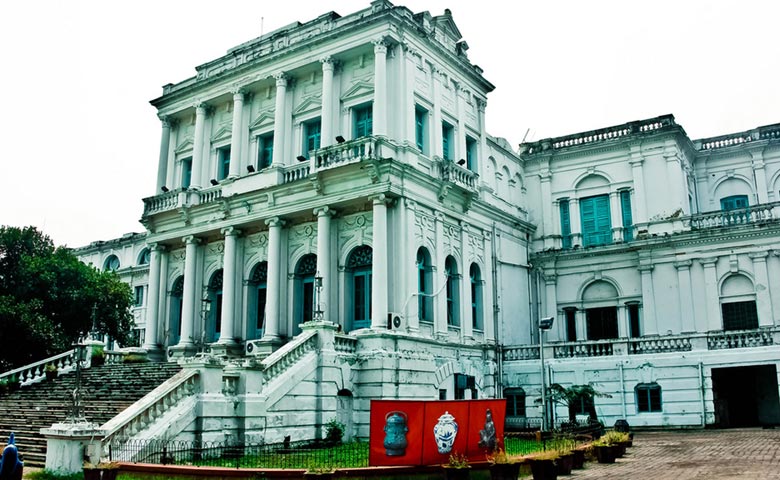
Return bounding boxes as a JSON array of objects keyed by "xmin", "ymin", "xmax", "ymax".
[
  {"xmin": 296, "ymin": 155, "xmax": 307, "ymax": 162},
  {"xmin": 161, "ymin": 186, "xmax": 169, "ymax": 192},
  {"xmin": 457, "ymin": 159, "xmax": 466, "ymax": 166},
  {"xmin": 335, "ymin": 135, "xmax": 346, "ymax": 144},
  {"xmin": 247, "ymin": 165, "xmax": 256, "ymax": 173},
  {"xmin": 210, "ymin": 179, "xmax": 219, "ymax": 186}
]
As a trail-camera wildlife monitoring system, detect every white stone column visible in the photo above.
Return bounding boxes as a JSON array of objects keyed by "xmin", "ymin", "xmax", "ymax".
[
  {"xmin": 158, "ymin": 249, "xmax": 169, "ymax": 338},
  {"xmin": 156, "ymin": 116, "xmax": 172, "ymax": 192},
  {"xmin": 638, "ymin": 265, "xmax": 658, "ymax": 335},
  {"xmin": 320, "ymin": 58, "xmax": 335, "ymax": 148},
  {"xmin": 610, "ymin": 191, "xmax": 623, "ymax": 243},
  {"xmin": 477, "ymin": 99, "xmax": 488, "ymax": 180},
  {"xmin": 218, "ymin": 227, "xmax": 240, "ymax": 344},
  {"xmin": 315, "ymin": 207, "xmax": 335, "ymax": 324},
  {"xmin": 431, "ymin": 68, "xmax": 443, "ymax": 158},
  {"xmin": 434, "ymin": 212, "xmax": 447, "ymax": 337},
  {"xmin": 750, "ymin": 251, "xmax": 773, "ymax": 327},
  {"xmin": 229, "ymin": 89, "xmax": 245, "ymax": 178},
  {"xmin": 372, "ymin": 39, "xmax": 388, "ymax": 137},
  {"xmin": 180, "ymin": 236, "xmax": 201, "ymax": 347},
  {"xmin": 701, "ymin": 257, "xmax": 720, "ymax": 331},
  {"xmin": 482, "ymin": 231, "xmax": 495, "ymax": 342},
  {"xmin": 629, "ymin": 150, "xmax": 648, "ymax": 223},
  {"xmin": 543, "ymin": 274, "xmax": 559, "ymax": 341},
  {"xmin": 664, "ymin": 148, "xmax": 685, "ymax": 212},
  {"xmin": 575, "ymin": 309, "xmax": 587, "ymax": 340},
  {"xmin": 617, "ymin": 306, "xmax": 627, "ymax": 338},
  {"xmin": 272, "ymin": 73, "xmax": 288, "ymax": 165},
  {"xmin": 570, "ymin": 198, "xmax": 582, "ymax": 246},
  {"xmin": 143, "ymin": 244, "xmax": 164, "ymax": 351},
  {"xmin": 402, "ymin": 45, "xmax": 417, "ymax": 147},
  {"xmin": 675, "ymin": 260, "xmax": 696, "ymax": 332},
  {"xmin": 456, "ymin": 84, "xmax": 467, "ymax": 162},
  {"xmin": 540, "ymin": 171, "xmax": 554, "ymax": 249},
  {"xmin": 751, "ymin": 151, "xmax": 769, "ymax": 204},
  {"xmin": 191, "ymin": 104, "xmax": 208, "ymax": 189},
  {"xmin": 371, "ymin": 195, "xmax": 390, "ymax": 329},
  {"xmin": 461, "ymin": 223, "xmax": 473, "ymax": 339},
  {"xmin": 405, "ymin": 199, "xmax": 420, "ymax": 332},
  {"xmin": 264, "ymin": 217, "xmax": 284, "ymax": 340}
]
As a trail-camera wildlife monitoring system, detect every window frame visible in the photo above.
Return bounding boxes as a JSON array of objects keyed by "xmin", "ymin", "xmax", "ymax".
[
  {"xmin": 180, "ymin": 156, "xmax": 193, "ymax": 189},
  {"xmin": 257, "ymin": 132, "xmax": 274, "ymax": 170},
  {"xmin": 635, "ymin": 383, "xmax": 662, "ymax": 413},
  {"xmin": 580, "ymin": 194, "xmax": 612, "ymax": 247},
  {"xmin": 352, "ymin": 104, "xmax": 373, "ymax": 139},
  {"xmin": 720, "ymin": 194, "xmax": 749, "ymax": 211},
  {"xmin": 620, "ymin": 189, "xmax": 633, "ymax": 242},
  {"xmin": 416, "ymin": 248, "xmax": 434, "ymax": 323},
  {"xmin": 560, "ymin": 199, "xmax": 572, "ymax": 249},
  {"xmin": 302, "ymin": 118, "xmax": 322, "ymax": 158},
  {"xmin": 445, "ymin": 256, "xmax": 460, "ymax": 326},
  {"xmin": 465, "ymin": 135, "xmax": 478, "ymax": 172},
  {"xmin": 415, "ymin": 106, "xmax": 428, "ymax": 154},
  {"xmin": 216, "ymin": 145, "xmax": 231, "ymax": 181},
  {"xmin": 442, "ymin": 121, "xmax": 454, "ymax": 161}
]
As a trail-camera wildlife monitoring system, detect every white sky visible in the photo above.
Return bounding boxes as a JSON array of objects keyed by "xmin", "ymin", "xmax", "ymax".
[{"xmin": 1, "ymin": 0, "xmax": 778, "ymax": 248}]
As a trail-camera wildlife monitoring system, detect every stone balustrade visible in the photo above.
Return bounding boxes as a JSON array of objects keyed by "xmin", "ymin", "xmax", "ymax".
[
  {"xmin": 313, "ymin": 137, "xmax": 377, "ymax": 172},
  {"xmin": 629, "ymin": 335, "xmax": 692, "ymax": 354},
  {"xmin": 554, "ymin": 339, "xmax": 615, "ymax": 359},
  {"xmin": 685, "ymin": 202, "xmax": 778, "ymax": 229},
  {"xmin": 0, "ymin": 349, "xmax": 79, "ymax": 386},
  {"xmin": 197, "ymin": 186, "xmax": 222, "ymax": 204},
  {"xmin": 334, "ymin": 334, "xmax": 358, "ymax": 354},
  {"xmin": 502, "ymin": 345, "xmax": 540, "ymax": 361},
  {"xmin": 142, "ymin": 189, "xmax": 181, "ymax": 215},
  {"xmin": 707, "ymin": 328, "xmax": 774, "ymax": 350},
  {"xmin": 440, "ymin": 159, "xmax": 478, "ymax": 191},
  {"xmin": 282, "ymin": 162, "xmax": 311, "ymax": 183},
  {"xmin": 260, "ymin": 329, "xmax": 318, "ymax": 384}
]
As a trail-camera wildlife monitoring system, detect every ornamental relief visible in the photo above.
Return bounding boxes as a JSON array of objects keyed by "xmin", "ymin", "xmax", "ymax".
[
  {"xmin": 289, "ymin": 223, "xmax": 317, "ymax": 258},
  {"xmin": 338, "ymin": 213, "xmax": 373, "ymax": 261},
  {"xmin": 467, "ymin": 231, "xmax": 485, "ymax": 265}
]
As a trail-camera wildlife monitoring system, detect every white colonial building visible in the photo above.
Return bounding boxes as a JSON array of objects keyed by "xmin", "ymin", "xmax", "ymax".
[{"xmin": 74, "ymin": 1, "xmax": 780, "ymax": 443}]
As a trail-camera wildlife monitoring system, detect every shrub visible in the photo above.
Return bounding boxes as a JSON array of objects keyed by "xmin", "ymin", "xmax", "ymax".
[{"xmin": 324, "ymin": 418, "xmax": 345, "ymax": 444}]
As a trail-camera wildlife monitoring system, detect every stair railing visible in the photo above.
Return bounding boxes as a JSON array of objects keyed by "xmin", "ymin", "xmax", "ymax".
[
  {"xmin": 100, "ymin": 369, "xmax": 199, "ymax": 450},
  {"xmin": 260, "ymin": 329, "xmax": 318, "ymax": 386},
  {"xmin": 0, "ymin": 349, "xmax": 79, "ymax": 386}
]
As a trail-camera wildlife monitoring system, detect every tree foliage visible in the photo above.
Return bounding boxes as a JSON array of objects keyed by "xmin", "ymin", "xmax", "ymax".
[
  {"xmin": 0, "ymin": 226, "xmax": 135, "ymax": 370},
  {"xmin": 545, "ymin": 383, "xmax": 611, "ymax": 422}
]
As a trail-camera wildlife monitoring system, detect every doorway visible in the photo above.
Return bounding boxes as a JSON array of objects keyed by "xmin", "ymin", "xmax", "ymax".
[{"xmin": 712, "ymin": 365, "xmax": 780, "ymax": 427}]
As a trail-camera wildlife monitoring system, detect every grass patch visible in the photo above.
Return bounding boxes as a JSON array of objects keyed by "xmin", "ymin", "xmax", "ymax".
[{"xmin": 27, "ymin": 471, "xmax": 84, "ymax": 480}]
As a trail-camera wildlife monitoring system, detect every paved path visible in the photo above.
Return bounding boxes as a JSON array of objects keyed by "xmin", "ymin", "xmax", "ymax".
[{"xmin": 572, "ymin": 429, "xmax": 780, "ymax": 479}]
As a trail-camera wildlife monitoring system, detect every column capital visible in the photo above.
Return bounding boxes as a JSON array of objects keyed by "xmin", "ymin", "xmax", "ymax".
[
  {"xmin": 265, "ymin": 216, "xmax": 286, "ymax": 228},
  {"xmin": 314, "ymin": 206, "xmax": 336, "ymax": 218},
  {"xmin": 373, "ymin": 38, "xmax": 388, "ymax": 54},
  {"xmin": 220, "ymin": 226, "xmax": 242, "ymax": 237},
  {"xmin": 158, "ymin": 115, "xmax": 176, "ymax": 128},
  {"xmin": 700, "ymin": 256, "xmax": 718, "ymax": 267},
  {"xmin": 182, "ymin": 235, "xmax": 201, "ymax": 245},
  {"xmin": 194, "ymin": 102, "xmax": 209, "ymax": 114},
  {"xmin": 749, "ymin": 251, "xmax": 770, "ymax": 261},
  {"xmin": 273, "ymin": 72, "xmax": 288, "ymax": 87},
  {"xmin": 231, "ymin": 86, "xmax": 247, "ymax": 98},
  {"xmin": 674, "ymin": 259, "xmax": 692, "ymax": 270},
  {"xmin": 149, "ymin": 243, "xmax": 168, "ymax": 253},
  {"xmin": 320, "ymin": 56, "xmax": 336, "ymax": 70},
  {"xmin": 370, "ymin": 193, "xmax": 392, "ymax": 206},
  {"xmin": 476, "ymin": 98, "xmax": 487, "ymax": 113},
  {"xmin": 638, "ymin": 264, "xmax": 654, "ymax": 273}
]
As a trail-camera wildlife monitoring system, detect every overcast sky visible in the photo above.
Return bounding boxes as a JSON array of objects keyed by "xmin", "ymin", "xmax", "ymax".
[{"xmin": 1, "ymin": 0, "xmax": 778, "ymax": 248}]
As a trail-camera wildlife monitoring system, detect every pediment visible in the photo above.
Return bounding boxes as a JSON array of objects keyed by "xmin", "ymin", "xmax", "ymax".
[
  {"xmin": 211, "ymin": 126, "xmax": 232, "ymax": 143},
  {"xmin": 249, "ymin": 110, "xmax": 275, "ymax": 131},
  {"xmin": 432, "ymin": 12, "xmax": 462, "ymax": 41},
  {"xmin": 175, "ymin": 137, "xmax": 194, "ymax": 154},
  {"xmin": 340, "ymin": 80, "xmax": 374, "ymax": 103},
  {"xmin": 293, "ymin": 95, "xmax": 322, "ymax": 116}
]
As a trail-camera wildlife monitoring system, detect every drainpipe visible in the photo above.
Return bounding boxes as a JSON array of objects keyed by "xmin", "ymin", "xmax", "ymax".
[
  {"xmin": 619, "ymin": 362, "xmax": 627, "ymax": 419},
  {"xmin": 699, "ymin": 361, "xmax": 706, "ymax": 427}
]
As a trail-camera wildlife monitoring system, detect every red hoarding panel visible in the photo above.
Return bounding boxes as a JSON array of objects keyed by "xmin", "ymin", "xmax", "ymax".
[
  {"xmin": 465, "ymin": 399, "xmax": 507, "ymax": 459},
  {"xmin": 368, "ymin": 400, "xmax": 425, "ymax": 466},
  {"xmin": 421, "ymin": 401, "xmax": 471, "ymax": 465}
]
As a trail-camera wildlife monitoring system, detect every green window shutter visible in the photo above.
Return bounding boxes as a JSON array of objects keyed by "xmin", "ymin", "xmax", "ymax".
[
  {"xmin": 581, "ymin": 195, "xmax": 611, "ymax": 246},
  {"xmin": 720, "ymin": 195, "xmax": 749, "ymax": 211},
  {"xmin": 620, "ymin": 190, "xmax": 633, "ymax": 241},
  {"xmin": 354, "ymin": 106, "xmax": 373, "ymax": 138},
  {"xmin": 560, "ymin": 200, "xmax": 571, "ymax": 249},
  {"xmin": 305, "ymin": 120, "xmax": 321, "ymax": 156},
  {"xmin": 415, "ymin": 109, "xmax": 425, "ymax": 151},
  {"xmin": 181, "ymin": 158, "xmax": 192, "ymax": 189},
  {"xmin": 594, "ymin": 195, "xmax": 611, "ymax": 245}
]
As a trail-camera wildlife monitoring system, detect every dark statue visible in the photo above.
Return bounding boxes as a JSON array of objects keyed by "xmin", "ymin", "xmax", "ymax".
[
  {"xmin": 478, "ymin": 408, "xmax": 497, "ymax": 452},
  {"xmin": 0, "ymin": 433, "xmax": 23, "ymax": 480}
]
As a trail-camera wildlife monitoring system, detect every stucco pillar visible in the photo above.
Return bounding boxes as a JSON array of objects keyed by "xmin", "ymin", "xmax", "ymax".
[
  {"xmin": 477, "ymin": 99, "xmax": 488, "ymax": 180},
  {"xmin": 750, "ymin": 251, "xmax": 773, "ymax": 327},
  {"xmin": 575, "ymin": 309, "xmax": 587, "ymax": 340},
  {"xmin": 629, "ymin": 152, "xmax": 647, "ymax": 223},
  {"xmin": 543, "ymin": 273, "xmax": 558, "ymax": 342},
  {"xmin": 664, "ymin": 149, "xmax": 685, "ymax": 213},
  {"xmin": 180, "ymin": 236, "xmax": 201, "ymax": 347},
  {"xmin": 371, "ymin": 195, "xmax": 390, "ymax": 329},
  {"xmin": 461, "ymin": 223, "xmax": 473, "ymax": 339},
  {"xmin": 315, "ymin": 207, "xmax": 335, "ymax": 324},
  {"xmin": 156, "ymin": 116, "xmax": 172, "ymax": 192},
  {"xmin": 191, "ymin": 104, "xmax": 208, "ymax": 189},
  {"xmin": 217, "ymin": 227, "xmax": 240, "ymax": 344},
  {"xmin": 434, "ymin": 212, "xmax": 446, "ymax": 337},
  {"xmin": 229, "ymin": 90, "xmax": 245, "ymax": 178},
  {"xmin": 372, "ymin": 39, "xmax": 388, "ymax": 137},
  {"xmin": 431, "ymin": 69, "xmax": 443, "ymax": 158},
  {"xmin": 158, "ymin": 249, "xmax": 169, "ymax": 342},
  {"xmin": 143, "ymin": 244, "xmax": 164, "ymax": 351},
  {"xmin": 751, "ymin": 151, "xmax": 769, "ymax": 204},
  {"xmin": 264, "ymin": 217, "xmax": 284, "ymax": 340},
  {"xmin": 638, "ymin": 265, "xmax": 658, "ymax": 335},
  {"xmin": 570, "ymin": 198, "xmax": 582, "ymax": 246},
  {"xmin": 617, "ymin": 306, "xmax": 627, "ymax": 338},
  {"xmin": 701, "ymin": 257, "xmax": 720, "ymax": 332},
  {"xmin": 675, "ymin": 260, "xmax": 696, "ymax": 332},
  {"xmin": 610, "ymin": 191, "xmax": 623, "ymax": 243},
  {"xmin": 402, "ymin": 46, "xmax": 416, "ymax": 147},
  {"xmin": 540, "ymin": 171, "xmax": 554, "ymax": 249},
  {"xmin": 483, "ymin": 231, "xmax": 495, "ymax": 343},
  {"xmin": 320, "ymin": 58, "xmax": 335, "ymax": 148},
  {"xmin": 456, "ymin": 85, "xmax": 467, "ymax": 163},
  {"xmin": 272, "ymin": 74, "xmax": 288, "ymax": 165},
  {"xmin": 405, "ymin": 199, "xmax": 420, "ymax": 332}
]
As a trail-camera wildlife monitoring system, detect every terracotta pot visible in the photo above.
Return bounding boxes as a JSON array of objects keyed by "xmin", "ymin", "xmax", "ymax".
[
  {"xmin": 555, "ymin": 453, "xmax": 574, "ymax": 475},
  {"xmin": 101, "ymin": 469, "xmax": 119, "ymax": 480},
  {"xmin": 594, "ymin": 445, "xmax": 615, "ymax": 464},
  {"xmin": 83, "ymin": 469, "xmax": 101, "ymax": 480},
  {"xmin": 614, "ymin": 444, "xmax": 626, "ymax": 458},
  {"xmin": 572, "ymin": 449, "xmax": 586, "ymax": 469},
  {"xmin": 529, "ymin": 459, "xmax": 557, "ymax": 480},
  {"xmin": 489, "ymin": 462, "xmax": 520, "ymax": 480},
  {"xmin": 443, "ymin": 466, "xmax": 471, "ymax": 480}
]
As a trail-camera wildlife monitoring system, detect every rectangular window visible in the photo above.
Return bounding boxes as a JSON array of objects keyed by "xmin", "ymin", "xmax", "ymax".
[
  {"xmin": 586, "ymin": 307, "xmax": 619, "ymax": 340},
  {"xmin": 256, "ymin": 286, "xmax": 267, "ymax": 330},
  {"xmin": 442, "ymin": 122, "xmax": 454, "ymax": 161},
  {"xmin": 565, "ymin": 308, "xmax": 577, "ymax": 341},
  {"xmin": 580, "ymin": 194, "xmax": 612, "ymax": 247},
  {"xmin": 302, "ymin": 279, "xmax": 314, "ymax": 323},
  {"xmin": 560, "ymin": 199, "xmax": 572, "ymax": 249},
  {"xmin": 466, "ymin": 136, "xmax": 477, "ymax": 171},
  {"xmin": 181, "ymin": 157, "xmax": 192, "ymax": 189},
  {"xmin": 303, "ymin": 118, "xmax": 322, "ymax": 158},
  {"xmin": 722, "ymin": 301, "xmax": 758, "ymax": 331},
  {"xmin": 257, "ymin": 133, "xmax": 274, "ymax": 169},
  {"xmin": 620, "ymin": 190, "xmax": 633, "ymax": 242},
  {"xmin": 505, "ymin": 389, "xmax": 526, "ymax": 417},
  {"xmin": 134, "ymin": 286, "xmax": 144, "ymax": 307},
  {"xmin": 439, "ymin": 389, "xmax": 447, "ymax": 400},
  {"xmin": 628, "ymin": 303, "xmax": 641, "ymax": 338},
  {"xmin": 636, "ymin": 384, "xmax": 662, "ymax": 413},
  {"xmin": 720, "ymin": 195, "xmax": 749, "ymax": 211},
  {"xmin": 217, "ymin": 146, "xmax": 231, "ymax": 180},
  {"xmin": 415, "ymin": 107, "xmax": 427, "ymax": 153},
  {"xmin": 455, "ymin": 374, "xmax": 475, "ymax": 400},
  {"xmin": 353, "ymin": 105, "xmax": 373, "ymax": 138}
]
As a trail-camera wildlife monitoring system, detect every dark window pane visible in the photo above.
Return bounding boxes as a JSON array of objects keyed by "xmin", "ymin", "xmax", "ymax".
[{"xmin": 722, "ymin": 301, "xmax": 758, "ymax": 331}]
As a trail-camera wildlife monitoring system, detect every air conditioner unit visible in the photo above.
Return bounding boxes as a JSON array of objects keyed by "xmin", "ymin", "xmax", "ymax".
[
  {"xmin": 387, "ymin": 312, "xmax": 404, "ymax": 330},
  {"xmin": 245, "ymin": 340, "xmax": 261, "ymax": 355}
]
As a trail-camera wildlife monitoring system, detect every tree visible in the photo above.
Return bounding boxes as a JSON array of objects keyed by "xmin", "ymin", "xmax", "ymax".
[
  {"xmin": 545, "ymin": 384, "xmax": 611, "ymax": 423},
  {"xmin": 0, "ymin": 226, "xmax": 135, "ymax": 371}
]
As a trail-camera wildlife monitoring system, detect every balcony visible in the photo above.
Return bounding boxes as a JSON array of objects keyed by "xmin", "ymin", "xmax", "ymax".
[
  {"xmin": 502, "ymin": 326, "xmax": 779, "ymax": 362},
  {"xmin": 684, "ymin": 202, "xmax": 780, "ymax": 230}
]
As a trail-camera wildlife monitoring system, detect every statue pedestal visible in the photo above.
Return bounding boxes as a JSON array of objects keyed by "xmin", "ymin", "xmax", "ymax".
[{"xmin": 41, "ymin": 422, "xmax": 104, "ymax": 474}]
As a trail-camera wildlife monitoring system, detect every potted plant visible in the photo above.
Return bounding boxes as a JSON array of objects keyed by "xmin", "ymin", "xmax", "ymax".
[
  {"xmin": 601, "ymin": 430, "xmax": 629, "ymax": 457},
  {"xmin": 443, "ymin": 452, "xmax": 471, "ymax": 480},
  {"xmin": 98, "ymin": 462, "xmax": 120, "ymax": 480},
  {"xmin": 487, "ymin": 449, "xmax": 521, "ymax": 480},
  {"xmin": 45, "ymin": 364, "xmax": 58, "ymax": 380},
  {"xmin": 592, "ymin": 438, "xmax": 616, "ymax": 464},
  {"xmin": 91, "ymin": 345, "xmax": 105, "ymax": 367},
  {"xmin": 83, "ymin": 462, "xmax": 101, "ymax": 480},
  {"xmin": 527, "ymin": 450, "xmax": 559, "ymax": 480},
  {"xmin": 572, "ymin": 443, "xmax": 590, "ymax": 469},
  {"xmin": 555, "ymin": 447, "xmax": 574, "ymax": 476},
  {"xmin": 304, "ymin": 467, "xmax": 335, "ymax": 479}
]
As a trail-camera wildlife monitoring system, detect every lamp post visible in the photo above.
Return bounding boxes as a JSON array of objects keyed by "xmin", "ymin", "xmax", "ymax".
[
  {"xmin": 539, "ymin": 316, "xmax": 554, "ymax": 432},
  {"xmin": 313, "ymin": 272, "xmax": 324, "ymax": 322}
]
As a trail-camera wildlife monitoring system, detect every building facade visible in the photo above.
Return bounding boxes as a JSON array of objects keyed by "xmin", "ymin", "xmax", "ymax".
[{"xmin": 75, "ymin": 1, "xmax": 780, "ymax": 442}]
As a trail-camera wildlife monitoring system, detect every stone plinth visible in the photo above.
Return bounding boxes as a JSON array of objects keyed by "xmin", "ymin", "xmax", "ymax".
[{"xmin": 41, "ymin": 422, "xmax": 103, "ymax": 474}]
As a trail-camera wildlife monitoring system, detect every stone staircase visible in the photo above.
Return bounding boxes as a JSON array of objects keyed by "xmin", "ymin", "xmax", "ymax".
[{"xmin": 0, "ymin": 362, "xmax": 181, "ymax": 467}]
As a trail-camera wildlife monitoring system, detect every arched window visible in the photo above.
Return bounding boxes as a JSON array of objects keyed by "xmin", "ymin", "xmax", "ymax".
[
  {"xmin": 103, "ymin": 255, "xmax": 120, "ymax": 272},
  {"xmin": 505, "ymin": 387, "xmax": 527, "ymax": 417},
  {"xmin": 247, "ymin": 262, "xmax": 268, "ymax": 340},
  {"xmin": 206, "ymin": 270, "xmax": 223, "ymax": 343},
  {"xmin": 720, "ymin": 274, "xmax": 758, "ymax": 331},
  {"xmin": 347, "ymin": 246, "xmax": 373, "ymax": 331},
  {"xmin": 635, "ymin": 383, "xmax": 662, "ymax": 413},
  {"xmin": 416, "ymin": 248, "xmax": 433, "ymax": 323},
  {"xmin": 445, "ymin": 256, "xmax": 460, "ymax": 326},
  {"xmin": 137, "ymin": 248, "xmax": 151, "ymax": 266},
  {"xmin": 582, "ymin": 280, "xmax": 620, "ymax": 340},
  {"xmin": 470, "ymin": 264, "xmax": 483, "ymax": 330},
  {"xmin": 295, "ymin": 254, "xmax": 317, "ymax": 327},
  {"xmin": 168, "ymin": 276, "xmax": 184, "ymax": 346}
]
